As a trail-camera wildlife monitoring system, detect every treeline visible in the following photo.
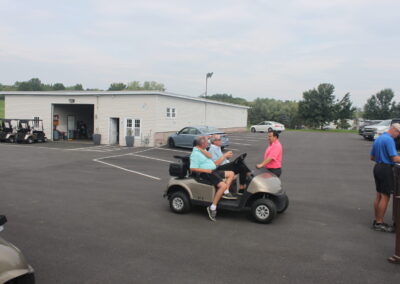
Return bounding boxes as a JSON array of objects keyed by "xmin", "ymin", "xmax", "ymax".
[
  {"xmin": 207, "ymin": 85, "xmax": 398, "ymax": 129},
  {"xmin": 363, "ymin": 89, "xmax": 400, "ymax": 119},
  {"xmin": 0, "ymin": 78, "xmax": 84, "ymax": 92},
  {"xmin": 1, "ymin": 78, "xmax": 396, "ymax": 129},
  {"xmin": 206, "ymin": 83, "xmax": 357, "ymax": 129},
  {"xmin": 108, "ymin": 81, "xmax": 165, "ymax": 91},
  {"xmin": 0, "ymin": 78, "xmax": 165, "ymax": 93}
]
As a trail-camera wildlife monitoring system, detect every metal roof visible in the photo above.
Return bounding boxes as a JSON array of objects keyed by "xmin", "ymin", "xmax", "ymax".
[{"xmin": 0, "ymin": 90, "xmax": 250, "ymax": 109}]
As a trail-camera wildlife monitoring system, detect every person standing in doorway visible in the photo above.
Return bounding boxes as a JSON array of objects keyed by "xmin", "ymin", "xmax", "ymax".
[
  {"xmin": 370, "ymin": 124, "xmax": 400, "ymax": 232},
  {"xmin": 256, "ymin": 130, "xmax": 283, "ymax": 177}
]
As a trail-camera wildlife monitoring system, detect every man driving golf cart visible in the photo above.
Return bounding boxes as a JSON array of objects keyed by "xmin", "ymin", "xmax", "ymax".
[
  {"xmin": 190, "ymin": 136, "xmax": 236, "ymax": 221},
  {"xmin": 165, "ymin": 137, "xmax": 289, "ymax": 224}
]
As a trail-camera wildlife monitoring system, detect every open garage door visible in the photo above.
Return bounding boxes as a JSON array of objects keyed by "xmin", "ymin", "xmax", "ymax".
[{"xmin": 52, "ymin": 104, "xmax": 94, "ymax": 141}]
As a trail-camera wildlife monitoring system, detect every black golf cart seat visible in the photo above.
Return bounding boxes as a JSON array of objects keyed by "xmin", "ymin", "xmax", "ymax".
[{"xmin": 169, "ymin": 155, "xmax": 214, "ymax": 185}]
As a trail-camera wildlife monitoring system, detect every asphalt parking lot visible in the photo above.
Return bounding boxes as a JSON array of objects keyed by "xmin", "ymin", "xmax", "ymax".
[{"xmin": 1, "ymin": 132, "xmax": 399, "ymax": 284}]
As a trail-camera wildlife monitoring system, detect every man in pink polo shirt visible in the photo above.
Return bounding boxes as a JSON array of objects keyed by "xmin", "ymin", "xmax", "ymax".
[{"xmin": 256, "ymin": 130, "xmax": 283, "ymax": 177}]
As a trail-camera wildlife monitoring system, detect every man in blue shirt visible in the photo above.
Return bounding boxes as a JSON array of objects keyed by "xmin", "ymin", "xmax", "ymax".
[
  {"xmin": 190, "ymin": 136, "xmax": 235, "ymax": 221},
  {"xmin": 370, "ymin": 123, "xmax": 400, "ymax": 232}
]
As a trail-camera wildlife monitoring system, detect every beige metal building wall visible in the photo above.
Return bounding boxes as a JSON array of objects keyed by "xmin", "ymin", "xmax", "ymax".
[
  {"xmin": 3, "ymin": 91, "xmax": 249, "ymax": 147},
  {"xmin": 153, "ymin": 94, "xmax": 248, "ymax": 146},
  {"xmin": 155, "ymin": 95, "xmax": 247, "ymax": 130},
  {"xmin": 4, "ymin": 95, "xmax": 97, "ymax": 140},
  {"xmin": 96, "ymin": 95, "xmax": 158, "ymax": 146}
]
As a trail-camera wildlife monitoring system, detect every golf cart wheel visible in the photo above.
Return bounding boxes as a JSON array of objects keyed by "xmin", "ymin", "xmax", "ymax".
[
  {"xmin": 168, "ymin": 138, "xmax": 175, "ymax": 148},
  {"xmin": 251, "ymin": 198, "xmax": 276, "ymax": 224},
  {"xmin": 169, "ymin": 191, "xmax": 191, "ymax": 214},
  {"xmin": 251, "ymin": 127, "xmax": 256, "ymax": 133},
  {"xmin": 277, "ymin": 195, "xmax": 289, "ymax": 214}
]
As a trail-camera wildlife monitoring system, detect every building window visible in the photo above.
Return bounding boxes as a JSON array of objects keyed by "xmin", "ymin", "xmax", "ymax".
[
  {"xmin": 126, "ymin": 118, "xmax": 141, "ymax": 137},
  {"xmin": 134, "ymin": 119, "xmax": 141, "ymax": 137},
  {"xmin": 167, "ymin": 107, "xmax": 176, "ymax": 118}
]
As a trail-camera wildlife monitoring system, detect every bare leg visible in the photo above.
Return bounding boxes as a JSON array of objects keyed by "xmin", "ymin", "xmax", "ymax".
[
  {"xmin": 224, "ymin": 171, "xmax": 235, "ymax": 191},
  {"xmin": 212, "ymin": 182, "xmax": 227, "ymax": 206},
  {"xmin": 374, "ymin": 192, "xmax": 381, "ymax": 221},
  {"xmin": 376, "ymin": 193, "xmax": 390, "ymax": 223}
]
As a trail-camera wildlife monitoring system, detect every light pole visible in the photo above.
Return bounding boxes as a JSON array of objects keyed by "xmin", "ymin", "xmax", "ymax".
[
  {"xmin": 205, "ymin": 72, "xmax": 213, "ymax": 99},
  {"xmin": 204, "ymin": 72, "xmax": 213, "ymax": 124}
]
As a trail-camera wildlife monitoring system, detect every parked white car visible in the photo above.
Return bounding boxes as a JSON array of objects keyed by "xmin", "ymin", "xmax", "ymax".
[{"xmin": 250, "ymin": 121, "xmax": 285, "ymax": 133}]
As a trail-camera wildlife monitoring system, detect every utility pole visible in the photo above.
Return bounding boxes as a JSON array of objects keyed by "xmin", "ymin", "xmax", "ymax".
[
  {"xmin": 205, "ymin": 72, "xmax": 213, "ymax": 99},
  {"xmin": 204, "ymin": 72, "xmax": 213, "ymax": 124}
]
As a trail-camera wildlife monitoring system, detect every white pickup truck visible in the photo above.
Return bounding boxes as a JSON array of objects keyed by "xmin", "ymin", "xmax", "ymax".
[{"xmin": 363, "ymin": 119, "xmax": 400, "ymax": 140}]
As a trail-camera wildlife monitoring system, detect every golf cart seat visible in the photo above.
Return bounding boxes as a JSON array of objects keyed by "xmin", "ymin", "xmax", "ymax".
[
  {"xmin": 169, "ymin": 155, "xmax": 214, "ymax": 185},
  {"xmin": 169, "ymin": 155, "xmax": 190, "ymax": 179}
]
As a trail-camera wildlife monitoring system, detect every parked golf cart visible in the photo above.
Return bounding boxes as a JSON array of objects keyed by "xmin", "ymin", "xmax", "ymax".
[
  {"xmin": 16, "ymin": 119, "xmax": 47, "ymax": 144},
  {"xmin": 0, "ymin": 119, "xmax": 18, "ymax": 143},
  {"xmin": 164, "ymin": 153, "xmax": 289, "ymax": 223},
  {"xmin": 0, "ymin": 215, "xmax": 35, "ymax": 284}
]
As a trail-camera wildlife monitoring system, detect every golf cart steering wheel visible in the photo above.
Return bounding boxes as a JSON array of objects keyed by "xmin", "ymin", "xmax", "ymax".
[{"xmin": 233, "ymin": 153, "xmax": 247, "ymax": 165}]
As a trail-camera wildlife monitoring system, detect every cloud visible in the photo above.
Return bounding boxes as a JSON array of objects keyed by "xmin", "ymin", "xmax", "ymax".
[{"xmin": 0, "ymin": 0, "xmax": 399, "ymax": 106}]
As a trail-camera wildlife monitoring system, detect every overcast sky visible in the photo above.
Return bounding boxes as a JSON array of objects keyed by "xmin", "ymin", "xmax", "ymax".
[{"xmin": 1, "ymin": 0, "xmax": 399, "ymax": 107}]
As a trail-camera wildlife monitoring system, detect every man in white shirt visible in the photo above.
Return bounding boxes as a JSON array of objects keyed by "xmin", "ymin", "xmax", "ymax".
[{"xmin": 209, "ymin": 134, "xmax": 250, "ymax": 193}]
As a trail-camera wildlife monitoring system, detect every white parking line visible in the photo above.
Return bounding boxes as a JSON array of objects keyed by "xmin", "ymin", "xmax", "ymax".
[
  {"xmin": 229, "ymin": 138, "xmax": 260, "ymax": 142},
  {"xmin": 0, "ymin": 144, "xmax": 65, "ymax": 150},
  {"xmin": 93, "ymin": 159, "xmax": 161, "ymax": 180},
  {"xmin": 93, "ymin": 148, "xmax": 163, "ymax": 180},
  {"xmin": 229, "ymin": 142, "xmax": 252, "ymax": 146},
  {"xmin": 156, "ymin": 147, "xmax": 191, "ymax": 153},
  {"xmin": 131, "ymin": 154, "xmax": 174, "ymax": 163},
  {"xmin": 66, "ymin": 145, "xmax": 128, "ymax": 152},
  {"xmin": 96, "ymin": 148, "xmax": 153, "ymax": 160},
  {"xmin": 229, "ymin": 136, "xmax": 266, "ymax": 141}
]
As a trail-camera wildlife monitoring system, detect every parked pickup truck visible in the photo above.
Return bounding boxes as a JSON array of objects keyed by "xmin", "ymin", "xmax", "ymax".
[{"xmin": 363, "ymin": 118, "xmax": 400, "ymax": 140}]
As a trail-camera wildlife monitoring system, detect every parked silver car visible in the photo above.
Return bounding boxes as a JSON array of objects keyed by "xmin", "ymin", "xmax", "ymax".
[
  {"xmin": 168, "ymin": 126, "xmax": 229, "ymax": 149},
  {"xmin": 0, "ymin": 215, "xmax": 35, "ymax": 284}
]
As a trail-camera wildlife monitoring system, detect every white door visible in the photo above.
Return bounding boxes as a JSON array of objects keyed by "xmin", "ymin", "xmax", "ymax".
[
  {"xmin": 109, "ymin": 118, "xmax": 118, "ymax": 145},
  {"xmin": 67, "ymin": 116, "xmax": 75, "ymax": 139}
]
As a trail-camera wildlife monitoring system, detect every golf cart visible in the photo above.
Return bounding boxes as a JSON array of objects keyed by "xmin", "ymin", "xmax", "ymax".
[
  {"xmin": 16, "ymin": 119, "xmax": 47, "ymax": 144},
  {"xmin": 0, "ymin": 215, "xmax": 35, "ymax": 283},
  {"xmin": 164, "ymin": 153, "xmax": 289, "ymax": 223},
  {"xmin": 0, "ymin": 119, "xmax": 18, "ymax": 143}
]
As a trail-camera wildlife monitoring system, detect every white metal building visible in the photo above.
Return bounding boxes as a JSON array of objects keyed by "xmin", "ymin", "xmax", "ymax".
[{"xmin": 2, "ymin": 91, "xmax": 249, "ymax": 147}]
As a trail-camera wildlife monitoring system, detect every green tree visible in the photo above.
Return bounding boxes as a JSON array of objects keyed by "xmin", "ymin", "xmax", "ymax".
[
  {"xmin": 108, "ymin": 82, "xmax": 126, "ymax": 91},
  {"xmin": 248, "ymin": 98, "xmax": 301, "ymax": 129},
  {"xmin": 334, "ymin": 93, "xmax": 356, "ymax": 129},
  {"xmin": 205, "ymin": 94, "xmax": 248, "ymax": 106},
  {"xmin": 298, "ymin": 83, "xmax": 336, "ymax": 129},
  {"xmin": 391, "ymin": 102, "xmax": 400, "ymax": 118},
  {"xmin": 126, "ymin": 81, "xmax": 165, "ymax": 91},
  {"xmin": 363, "ymin": 89, "xmax": 394, "ymax": 119},
  {"xmin": 73, "ymin": 84, "xmax": 83, "ymax": 90},
  {"xmin": 16, "ymin": 78, "xmax": 44, "ymax": 91},
  {"xmin": 52, "ymin": 83, "xmax": 66, "ymax": 90},
  {"xmin": 143, "ymin": 81, "xmax": 165, "ymax": 91}
]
